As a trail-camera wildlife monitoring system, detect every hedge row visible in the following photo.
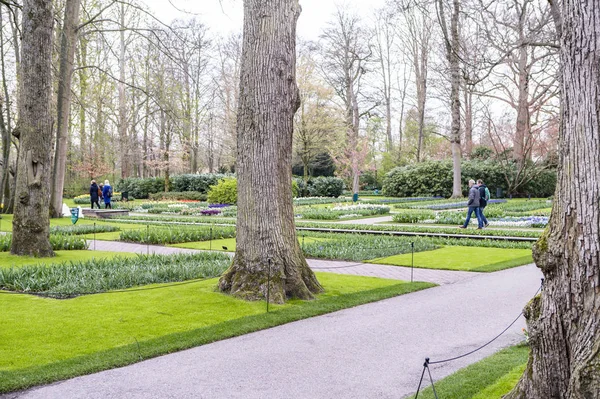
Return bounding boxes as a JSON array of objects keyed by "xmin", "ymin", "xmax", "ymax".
[
  {"xmin": 294, "ymin": 176, "xmax": 345, "ymax": 198},
  {"xmin": 382, "ymin": 160, "xmax": 556, "ymax": 198},
  {"xmin": 116, "ymin": 174, "xmax": 231, "ymax": 199}
]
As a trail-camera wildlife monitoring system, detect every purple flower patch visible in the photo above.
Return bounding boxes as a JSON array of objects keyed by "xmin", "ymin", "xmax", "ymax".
[
  {"xmin": 200, "ymin": 209, "xmax": 222, "ymax": 216},
  {"xmin": 208, "ymin": 203, "xmax": 230, "ymax": 208}
]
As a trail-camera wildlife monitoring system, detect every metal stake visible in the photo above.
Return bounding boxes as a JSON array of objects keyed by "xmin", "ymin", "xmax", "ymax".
[
  {"xmin": 94, "ymin": 222, "xmax": 96, "ymax": 251},
  {"xmin": 411, "ymin": 242, "xmax": 414, "ymax": 283},
  {"xmin": 146, "ymin": 224, "xmax": 149, "ymax": 256},
  {"xmin": 266, "ymin": 258, "xmax": 272, "ymax": 312}
]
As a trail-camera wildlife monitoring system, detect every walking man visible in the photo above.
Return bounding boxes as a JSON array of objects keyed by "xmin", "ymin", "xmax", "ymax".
[
  {"xmin": 459, "ymin": 179, "xmax": 483, "ymax": 229},
  {"xmin": 477, "ymin": 179, "xmax": 490, "ymax": 228}
]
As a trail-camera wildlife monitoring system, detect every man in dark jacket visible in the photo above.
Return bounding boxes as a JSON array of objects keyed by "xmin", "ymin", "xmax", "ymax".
[
  {"xmin": 90, "ymin": 180, "xmax": 101, "ymax": 209},
  {"xmin": 477, "ymin": 179, "xmax": 490, "ymax": 228},
  {"xmin": 459, "ymin": 179, "xmax": 483, "ymax": 229}
]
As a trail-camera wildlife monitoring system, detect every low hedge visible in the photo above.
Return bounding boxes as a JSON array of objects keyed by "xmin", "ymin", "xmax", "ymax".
[
  {"xmin": 392, "ymin": 210, "xmax": 436, "ymax": 223},
  {"xmin": 171, "ymin": 174, "xmax": 231, "ymax": 193}
]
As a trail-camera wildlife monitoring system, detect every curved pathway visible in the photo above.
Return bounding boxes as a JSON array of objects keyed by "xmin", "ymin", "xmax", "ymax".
[{"xmin": 4, "ymin": 239, "xmax": 542, "ymax": 398}]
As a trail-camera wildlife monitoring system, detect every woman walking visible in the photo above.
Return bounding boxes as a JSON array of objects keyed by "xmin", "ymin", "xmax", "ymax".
[
  {"xmin": 102, "ymin": 180, "xmax": 113, "ymax": 209},
  {"xmin": 90, "ymin": 180, "xmax": 101, "ymax": 209}
]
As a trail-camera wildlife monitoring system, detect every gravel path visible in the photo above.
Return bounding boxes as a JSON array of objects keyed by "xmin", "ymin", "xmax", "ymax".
[{"xmin": 5, "ymin": 262, "xmax": 542, "ymax": 399}]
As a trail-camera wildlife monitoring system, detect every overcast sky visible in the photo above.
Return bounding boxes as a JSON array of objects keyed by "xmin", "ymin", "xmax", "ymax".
[{"xmin": 141, "ymin": 0, "xmax": 386, "ymax": 40}]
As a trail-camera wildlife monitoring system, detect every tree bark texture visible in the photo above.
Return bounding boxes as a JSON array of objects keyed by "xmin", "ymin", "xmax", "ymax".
[
  {"xmin": 50, "ymin": 0, "xmax": 81, "ymax": 218},
  {"xmin": 11, "ymin": 0, "xmax": 54, "ymax": 256},
  {"xmin": 218, "ymin": 0, "xmax": 322, "ymax": 303},
  {"xmin": 449, "ymin": 0, "xmax": 462, "ymax": 198},
  {"xmin": 505, "ymin": 2, "xmax": 600, "ymax": 398}
]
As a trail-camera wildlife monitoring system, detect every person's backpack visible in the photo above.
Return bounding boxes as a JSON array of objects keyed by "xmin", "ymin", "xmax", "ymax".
[
  {"xmin": 108, "ymin": 187, "xmax": 113, "ymax": 198},
  {"xmin": 479, "ymin": 185, "xmax": 488, "ymax": 207},
  {"xmin": 97, "ymin": 187, "xmax": 102, "ymax": 197}
]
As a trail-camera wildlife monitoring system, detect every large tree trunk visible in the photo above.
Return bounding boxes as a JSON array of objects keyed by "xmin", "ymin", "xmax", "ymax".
[
  {"xmin": 219, "ymin": 0, "xmax": 322, "ymax": 303},
  {"xmin": 449, "ymin": 0, "xmax": 462, "ymax": 198},
  {"xmin": 50, "ymin": 0, "xmax": 81, "ymax": 218},
  {"xmin": 505, "ymin": 2, "xmax": 600, "ymax": 398},
  {"xmin": 513, "ymin": 20, "xmax": 530, "ymax": 164},
  {"xmin": 11, "ymin": 0, "xmax": 54, "ymax": 257}
]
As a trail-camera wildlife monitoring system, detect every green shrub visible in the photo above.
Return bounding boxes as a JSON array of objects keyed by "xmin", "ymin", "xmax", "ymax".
[
  {"xmin": 308, "ymin": 176, "xmax": 345, "ymax": 197},
  {"xmin": 0, "ymin": 253, "xmax": 231, "ymax": 298},
  {"xmin": 171, "ymin": 174, "xmax": 231, "ymax": 193},
  {"xmin": 148, "ymin": 191, "xmax": 207, "ymax": 201},
  {"xmin": 116, "ymin": 177, "xmax": 167, "ymax": 199},
  {"xmin": 382, "ymin": 160, "xmax": 557, "ymax": 198},
  {"xmin": 292, "ymin": 180, "xmax": 300, "ymax": 198},
  {"xmin": 207, "ymin": 178, "xmax": 237, "ymax": 205},
  {"xmin": 392, "ymin": 210, "xmax": 436, "ymax": 223},
  {"xmin": 299, "ymin": 205, "xmax": 390, "ymax": 220}
]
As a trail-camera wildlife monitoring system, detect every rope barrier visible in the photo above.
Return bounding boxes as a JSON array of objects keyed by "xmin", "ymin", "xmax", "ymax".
[{"xmin": 412, "ymin": 278, "xmax": 544, "ymax": 397}]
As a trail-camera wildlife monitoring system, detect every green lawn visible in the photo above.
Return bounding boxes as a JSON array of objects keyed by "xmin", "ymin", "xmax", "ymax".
[
  {"xmin": 370, "ymin": 246, "xmax": 533, "ymax": 272},
  {"xmin": 411, "ymin": 344, "xmax": 528, "ymax": 399},
  {"xmin": 0, "ymin": 214, "xmax": 143, "ymax": 239},
  {"xmin": 0, "ymin": 250, "xmax": 135, "ymax": 269},
  {"xmin": 172, "ymin": 236, "xmax": 329, "ymax": 252},
  {"xmin": 0, "ymin": 273, "xmax": 434, "ymax": 393}
]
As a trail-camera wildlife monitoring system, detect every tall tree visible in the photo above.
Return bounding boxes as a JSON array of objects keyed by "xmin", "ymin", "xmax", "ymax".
[
  {"xmin": 436, "ymin": 0, "xmax": 463, "ymax": 197},
  {"xmin": 506, "ymin": 1, "xmax": 600, "ymax": 397},
  {"xmin": 50, "ymin": 0, "xmax": 81, "ymax": 218},
  {"xmin": 218, "ymin": 0, "xmax": 322, "ymax": 302},
  {"xmin": 11, "ymin": 0, "xmax": 54, "ymax": 256},
  {"xmin": 320, "ymin": 8, "xmax": 373, "ymax": 196}
]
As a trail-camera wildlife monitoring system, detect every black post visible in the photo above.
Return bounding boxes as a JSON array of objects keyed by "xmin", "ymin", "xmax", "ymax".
[
  {"xmin": 210, "ymin": 224, "xmax": 213, "ymax": 251},
  {"xmin": 93, "ymin": 222, "xmax": 96, "ymax": 251},
  {"xmin": 414, "ymin": 358, "xmax": 430, "ymax": 399},
  {"xmin": 266, "ymin": 258, "xmax": 272, "ymax": 312},
  {"xmin": 146, "ymin": 224, "xmax": 149, "ymax": 256},
  {"xmin": 411, "ymin": 242, "xmax": 414, "ymax": 283},
  {"xmin": 302, "ymin": 233, "xmax": 305, "ymax": 252}
]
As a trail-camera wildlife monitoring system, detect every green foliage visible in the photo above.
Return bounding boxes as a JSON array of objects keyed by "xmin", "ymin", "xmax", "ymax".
[
  {"xmin": 148, "ymin": 191, "xmax": 207, "ymax": 201},
  {"xmin": 307, "ymin": 176, "xmax": 345, "ymax": 197},
  {"xmin": 0, "ymin": 234, "xmax": 88, "ymax": 251},
  {"xmin": 207, "ymin": 178, "xmax": 238, "ymax": 205},
  {"xmin": 299, "ymin": 205, "xmax": 390, "ymax": 220},
  {"xmin": 301, "ymin": 232, "xmax": 438, "ymax": 261},
  {"xmin": 50, "ymin": 225, "xmax": 120, "ymax": 235},
  {"xmin": 0, "ymin": 253, "xmax": 231, "ymax": 298},
  {"xmin": 382, "ymin": 160, "xmax": 557, "ymax": 198},
  {"xmin": 392, "ymin": 210, "xmax": 436, "ymax": 223},
  {"xmin": 116, "ymin": 177, "xmax": 167, "ymax": 199},
  {"xmin": 471, "ymin": 146, "xmax": 495, "ymax": 160},
  {"xmin": 171, "ymin": 174, "xmax": 231, "ymax": 193},
  {"xmin": 292, "ymin": 180, "xmax": 300, "ymax": 198},
  {"xmin": 120, "ymin": 225, "xmax": 236, "ymax": 245},
  {"xmin": 73, "ymin": 192, "xmax": 131, "ymax": 204}
]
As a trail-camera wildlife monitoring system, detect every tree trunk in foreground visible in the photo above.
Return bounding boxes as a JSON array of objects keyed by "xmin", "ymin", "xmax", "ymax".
[
  {"xmin": 11, "ymin": 0, "xmax": 54, "ymax": 256},
  {"xmin": 218, "ymin": 0, "xmax": 322, "ymax": 303},
  {"xmin": 50, "ymin": 0, "xmax": 81, "ymax": 218},
  {"xmin": 505, "ymin": 2, "xmax": 600, "ymax": 398}
]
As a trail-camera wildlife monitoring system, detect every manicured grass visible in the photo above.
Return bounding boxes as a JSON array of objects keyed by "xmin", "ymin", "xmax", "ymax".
[
  {"xmin": 0, "ymin": 214, "xmax": 142, "ymax": 234},
  {"xmin": 370, "ymin": 246, "xmax": 533, "ymax": 272},
  {"xmin": 410, "ymin": 344, "xmax": 528, "ymax": 399},
  {"xmin": 0, "ymin": 250, "xmax": 135, "ymax": 269},
  {"xmin": 171, "ymin": 236, "xmax": 329, "ymax": 252},
  {"xmin": 0, "ymin": 273, "xmax": 434, "ymax": 393}
]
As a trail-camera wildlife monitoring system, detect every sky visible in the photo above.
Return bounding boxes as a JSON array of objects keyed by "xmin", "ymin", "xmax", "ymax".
[{"xmin": 141, "ymin": 0, "xmax": 386, "ymax": 40}]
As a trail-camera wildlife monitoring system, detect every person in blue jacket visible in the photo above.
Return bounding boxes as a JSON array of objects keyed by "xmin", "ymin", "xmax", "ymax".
[{"xmin": 102, "ymin": 179, "xmax": 113, "ymax": 209}]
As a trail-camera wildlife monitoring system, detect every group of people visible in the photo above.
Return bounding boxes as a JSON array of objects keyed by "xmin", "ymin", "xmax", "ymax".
[
  {"xmin": 90, "ymin": 180, "xmax": 113, "ymax": 209},
  {"xmin": 460, "ymin": 179, "xmax": 490, "ymax": 229}
]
